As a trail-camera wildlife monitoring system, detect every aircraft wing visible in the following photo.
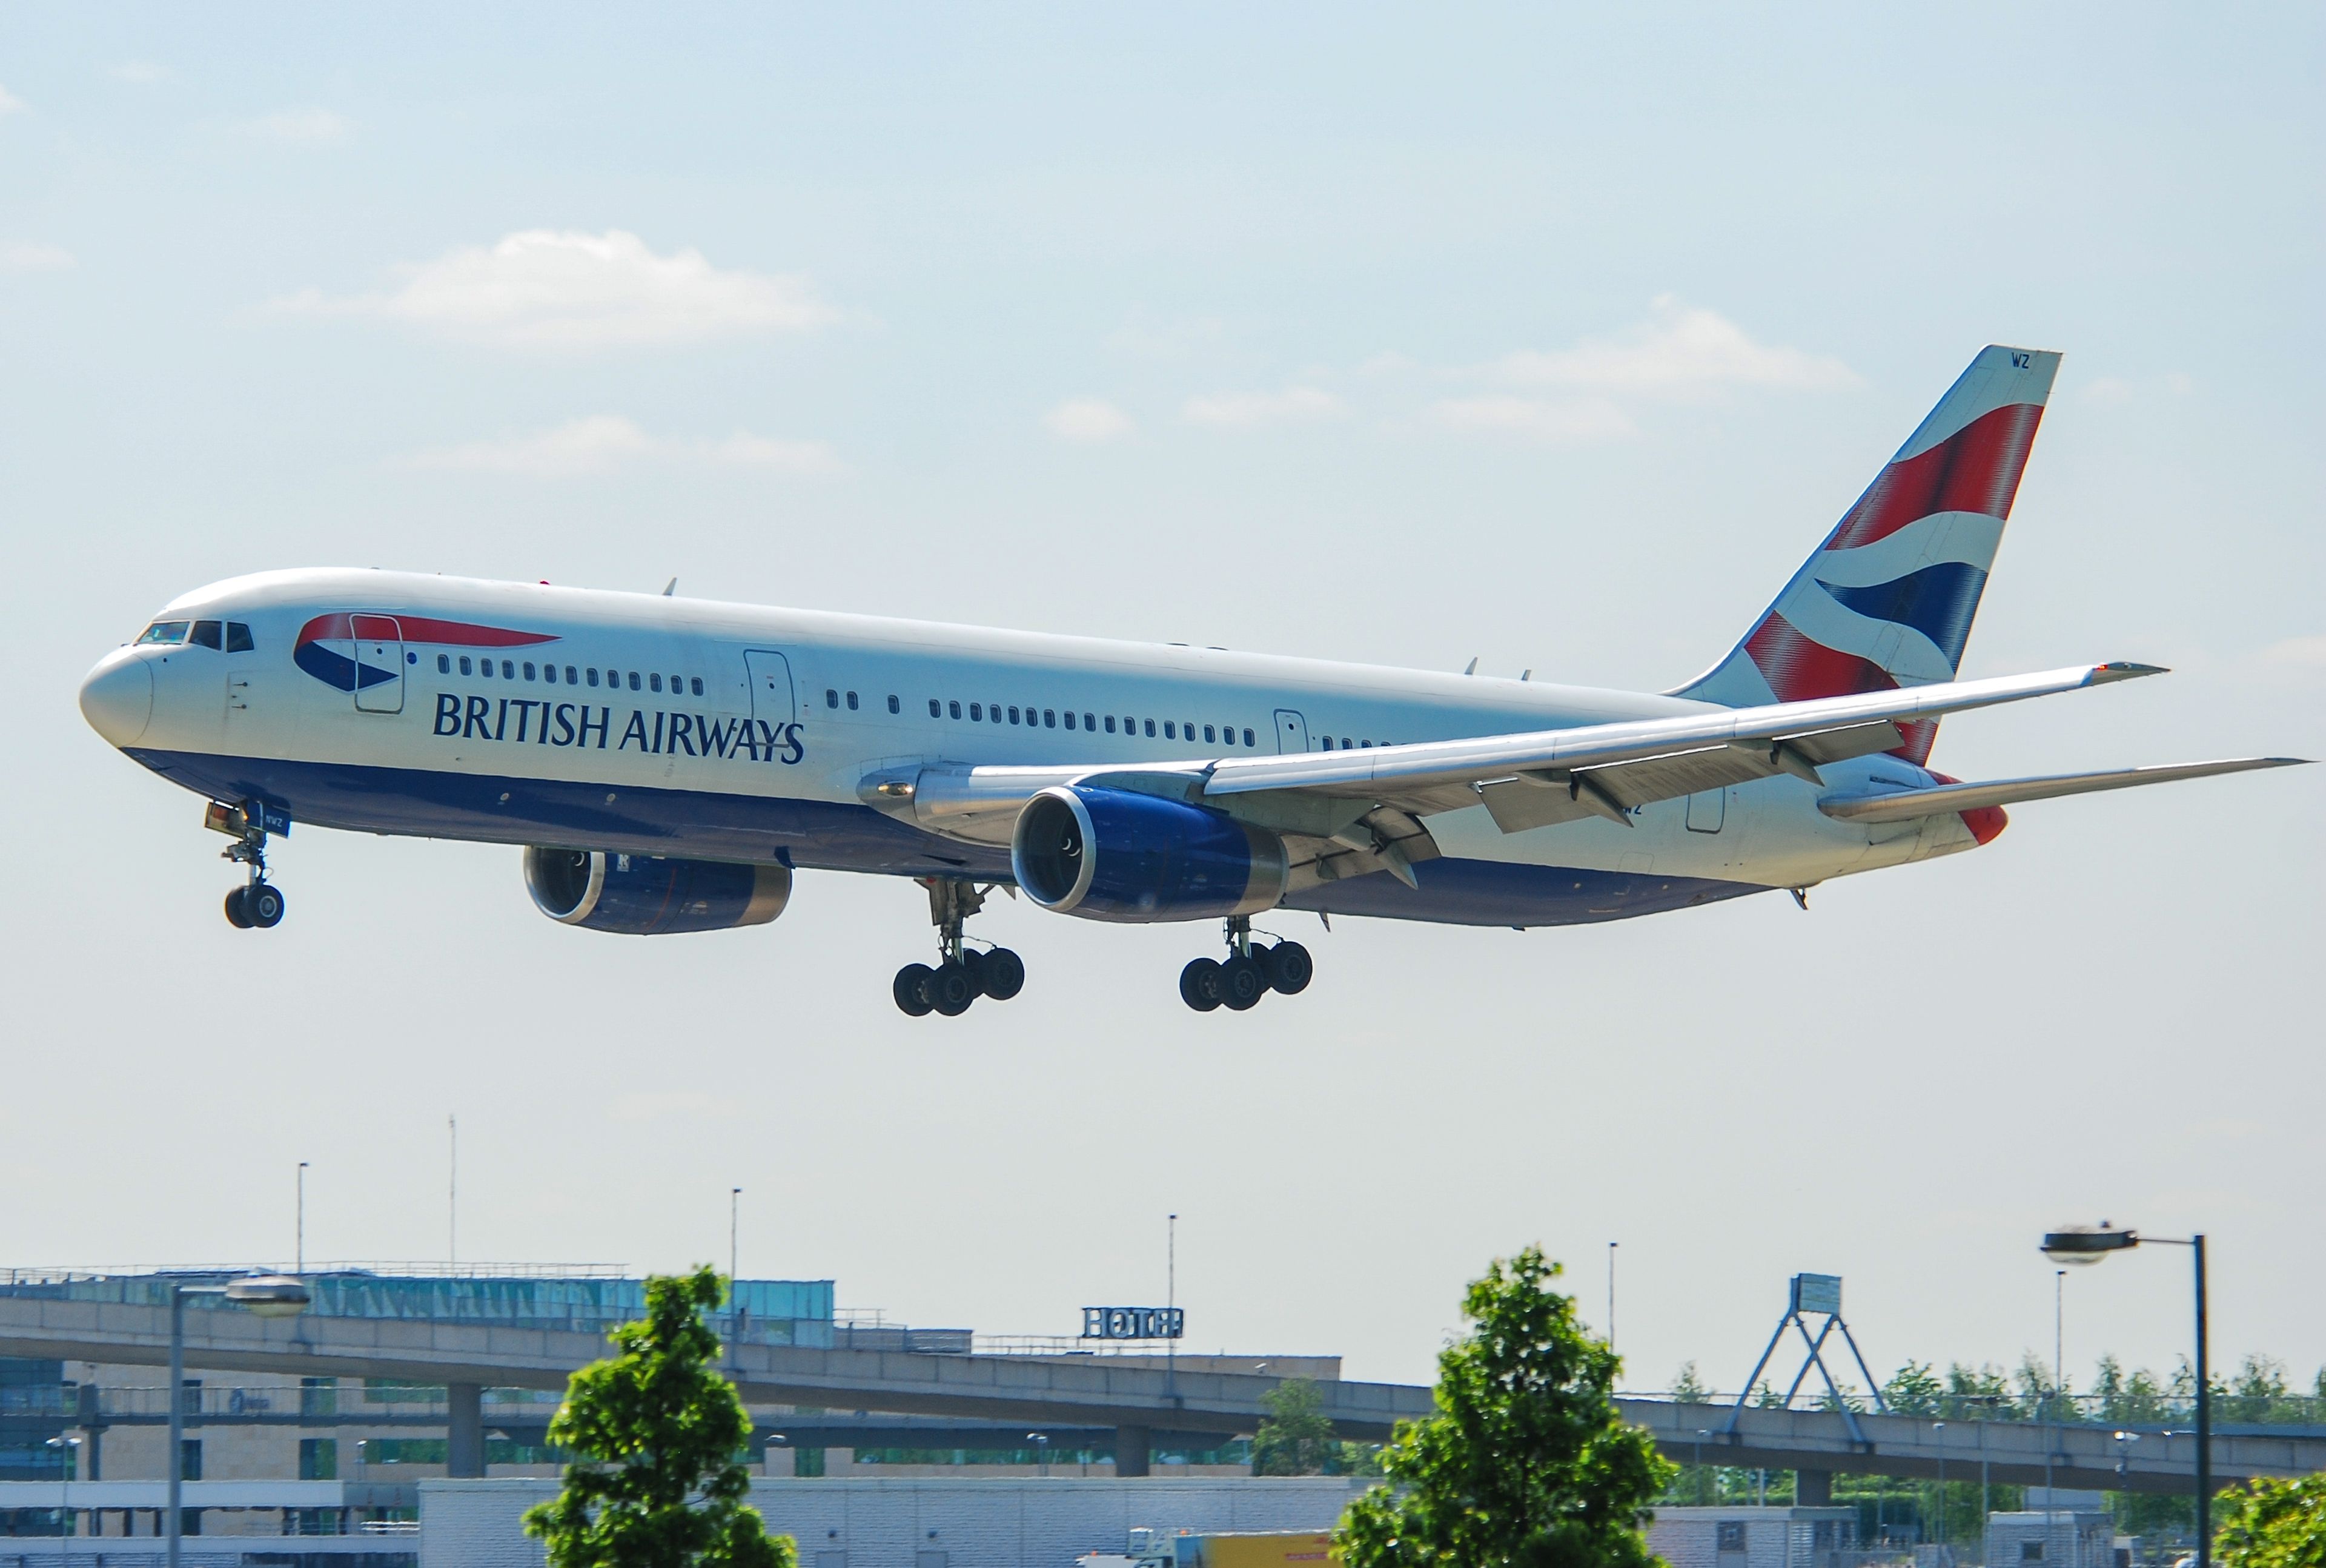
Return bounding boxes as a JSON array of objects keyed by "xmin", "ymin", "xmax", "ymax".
[
  {"xmin": 873, "ymin": 663, "xmax": 2169, "ymax": 885},
  {"xmin": 1815, "ymin": 756, "xmax": 2307, "ymax": 824}
]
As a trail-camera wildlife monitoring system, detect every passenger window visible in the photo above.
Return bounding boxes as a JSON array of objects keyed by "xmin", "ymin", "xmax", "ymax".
[
  {"xmin": 437, "ymin": 653, "xmax": 451, "ymax": 673},
  {"xmin": 190, "ymin": 620, "xmax": 223, "ymax": 649},
  {"xmin": 1164, "ymin": 721, "xmax": 1176, "ymax": 739},
  {"xmin": 669, "ymin": 673, "xmax": 681, "ymax": 690},
  {"xmin": 481, "ymin": 660, "xmax": 495, "ymax": 679},
  {"xmin": 949, "ymin": 701, "xmax": 963, "ymax": 719},
  {"xmin": 847, "ymin": 691, "xmax": 860, "ymax": 710},
  {"xmin": 929, "ymin": 698, "xmax": 941, "ymax": 716},
  {"xmin": 627, "ymin": 671, "xmax": 640, "ymax": 691},
  {"xmin": 1105, "ymin": 715, "xmax": 1116, "ymax": 733},
  {"xmin": 969, "ymin": 703, "xmax": 982, "ymax": 721},
  {"xmin": 459, "ymin": 656, "xmax": 473, "ymax": 676},
  {"xmin": 501, "ymin": 660, "xmax": 515, "ymax": 679},
  {"xmin": 525, "ymin": 662, "xmax": 538, "ymax": 681},
  {"xmin": 136, "ymin": 621, "xmax": 191, "ymax": 645},
  {"xmin": 649, "ymin": 672, "xmax": 663, "ymax": 692},
  {"xmin": 1064, "ymin": 711, "xmax": 1076, "ymax": 729},
  {"xmin": 888, "ymin": 695, "xmax": 900, "ymax": 713},
  {"xmin": 826, "ymin": 688, "xmax": 838, "ymax": 708},
  {"xmin": 545, "ymin": 664, "xmax": 558, "ymax": 684},
  {"xmin": 1009, "ymin": 706, "xmax": 1021, "ymax": 724},
  {"xmin": 690, "ymin": 676, "xmax": 703, "ymax": 696},
  {"xmin": 1242, "ymin": 728, "xmax": 1254, "ymax": 747},
  {"xmin": 989, "ymin": 703, "xmax": 1002, "ymax": 723},
  {"xmin": 1362, "ymin": 739, "xmax": 1371, "ymax": 747},
  {"xmin": 1043, "ymin": 709, "xmax": 1056, "ymax": 728},
  {"xmin": 586, "ymin": 667, "xmax": 599, "ymax": 687},
  {"xmin": 1203, "ymin": 725, "xmax": 1215, "ymax": 744},
  {"xmin": 1144, "ymin": 719, "xmax": 1156, "ymax": 737},
  {"xmin": 1342, "ymin": 737, "xmax": 1351, "ymax": 749},
  {"xmin": 1321, "ymin": 736, "xmax": 1332, "ymax": 749},
  {"xmin": 1083, "ymin": 712, "xmax": 1095, "ymax": 730},
  {"xmin": 225, "ymin": 623, "xmax": 255, "ymax": 653}
]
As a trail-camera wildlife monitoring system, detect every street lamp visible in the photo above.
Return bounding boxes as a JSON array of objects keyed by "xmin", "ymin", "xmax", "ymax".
[
  {"xmin": 1028, "ymin": 1431, "xmax": 1052, "ymax": 1477},
  {"xmin": 47, "ymin": 1435, "xmax": 81, "ymax": 1555},
  {"xmin": 2041, "ymin": 1224, "xmax": 2210, "ymax": 1568},
  {"xmin": 168, "ymin": 1275, "xmax": 311, "ymax": 1568}
]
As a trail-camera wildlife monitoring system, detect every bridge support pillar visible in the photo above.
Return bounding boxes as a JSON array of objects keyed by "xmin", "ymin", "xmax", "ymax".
[
  {"xmin": 1795, "ymin": 1469, "xmax": 1832, "ymax": 1506},
  {"xmin": 1115, "ymin": 1425, "xmax": 1151, "ymax": 1478},
  {"xmin": 447, "ymin": 1382, "xmax": 486, "ymax": 1478}
]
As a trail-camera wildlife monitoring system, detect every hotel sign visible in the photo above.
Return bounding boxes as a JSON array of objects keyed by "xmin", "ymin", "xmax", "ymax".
[{"xmin": 1081, "ymin": 1306, "xmax": 1185, "ymax": 1341}]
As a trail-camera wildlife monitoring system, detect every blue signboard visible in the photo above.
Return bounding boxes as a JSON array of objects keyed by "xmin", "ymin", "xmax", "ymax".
[{"xmin": 1081, "ymin": 1306, "xmax": 1185, "ymax": 1340}]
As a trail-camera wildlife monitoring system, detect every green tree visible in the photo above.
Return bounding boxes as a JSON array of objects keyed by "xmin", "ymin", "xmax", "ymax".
[
  {"xmin": 1253, "ymin": 1378, "xmax": 1342, "ymax": 1477},
  {"xmin": 523, "ymin": 1267, "xmax": 794, "ymax": 1568},
  {"xmin": 1664, "ymin": 1364, "xmax": 1718, "ymax": 1504},
  {"xmin": 2217, "ymin": 1474, "xmax": 2326, "ymax": 1568},
  {"xmin": 1884, "ymin": 1361, "xmax": 1943, "ymax": 1417},
  {"xmin": 1337, "ymin": 1247, "xmax": 1673, "ymax": 1568}
]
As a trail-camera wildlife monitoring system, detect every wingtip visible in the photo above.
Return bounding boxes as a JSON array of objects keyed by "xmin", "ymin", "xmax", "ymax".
[{"xmin": 2090, "ymin": 661, "xmax": 2169, "ymax": 684}]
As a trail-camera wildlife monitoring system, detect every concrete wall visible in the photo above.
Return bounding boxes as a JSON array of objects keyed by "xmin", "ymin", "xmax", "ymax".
[
  {"xmin": 1649, "ymin": 1506, "xmax": 1860, "ymax": 1568},
  {"xmin": 420, "ymin": 1477, "xmax": 1374, "ymax": 1568}
]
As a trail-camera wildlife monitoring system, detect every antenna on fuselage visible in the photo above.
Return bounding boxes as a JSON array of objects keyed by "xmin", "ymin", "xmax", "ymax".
[
  {"xmin": 1463, "ymin": 657, "xmax": 1478, "ymax": 675},
  {"xmin": 661, "ymin": 577, "xmax": 678, "ymax": 597}
]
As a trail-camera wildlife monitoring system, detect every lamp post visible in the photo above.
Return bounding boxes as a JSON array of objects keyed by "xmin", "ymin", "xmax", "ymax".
[
  {"xmin": 47, "ymin": 1435, "xmax": 81, "ymax": 1554},
  {"xmin": 2042, "ymin": 1224, "xmax": 2208, "ymax": 1568},
  {"xmin": 168, "ymin": 1275, "xmax": 311, "ymax": 1568},
  {"xmin": 1028, "ymin": 1432, "xmax": 1052, "ymax": 1477}
]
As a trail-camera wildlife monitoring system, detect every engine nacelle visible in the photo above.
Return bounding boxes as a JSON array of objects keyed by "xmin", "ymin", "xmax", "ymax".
[
  {"xmin": 1010, "ymin": 786, "xmax": 1286, "ymax": 922},
  {"xmin": 523, "ymin": 847, "xmax": 791, "ymax": 935}
]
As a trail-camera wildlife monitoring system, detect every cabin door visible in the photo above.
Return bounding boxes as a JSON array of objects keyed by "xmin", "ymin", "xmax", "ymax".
[
  {"xmin": 350, "ymin": 615, "xmax": 405, "ymax": 713},
  {"xmin": 744, "ymin": 649, "xmax": 796, "ymax": 722},
  {"xmin": 1273, "ymin": 709, "xmax": 1310, "ymax": 753}
]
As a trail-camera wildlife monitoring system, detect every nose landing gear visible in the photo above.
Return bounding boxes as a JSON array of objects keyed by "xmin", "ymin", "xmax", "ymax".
[
  {"xmin": 206, "ymin": 801, "xmax": 285, "ymax": 930},
  {"xmin": 893, "ymin": 878, "xmax": 1026, "ymax": 1018},
  {"xmin": 1179, "ymin": 917, "xmax": 1312, "ymax": 1012}
]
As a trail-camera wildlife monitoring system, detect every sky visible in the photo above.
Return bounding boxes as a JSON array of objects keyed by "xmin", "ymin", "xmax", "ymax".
[{"xmin": 1, "ymin": 5, "xmax": 2321, "ymax": 1398}]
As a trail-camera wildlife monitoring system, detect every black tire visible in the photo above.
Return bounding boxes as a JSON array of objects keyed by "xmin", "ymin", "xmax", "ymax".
[
  {"xmin": 247, "ymin": 883, "xmax": 285, "ymax": 928},
  {"xmin": 893, "ymin": 964, "xmax": 936, "ymax": 1017},
  {"xmin": 1179, "ymin": 957, "xmax": 1223, "ymax": 1011},
  {"xmin": 1221, "ymin": 953, "xmax": 1266, "ymax": 1010},
  {"xmin": 1265, "ymin": 940, "xmax": 1314, "ymax": 994},
  {"xmin": 981, "ymin": 947, "xmax": 1026, "ymax": 1001},
  {"xmin": 958, "ymin": 947, "xmax": 987, "ymax": 997},
  {"xmin": 931, "ymin": 961, "xmax": 976, "ymax": 1016},
  {"xmin": 223, "ymin": 887, "xmax": 253, "ymax": 929}
]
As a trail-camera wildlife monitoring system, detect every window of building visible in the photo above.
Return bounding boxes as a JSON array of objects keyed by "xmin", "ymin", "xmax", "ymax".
[
  {"xmin": 225, "ymin": 623, "xmax": 255, "ymax": 653},
  {"xmin": 1144, "ymin": 719, "xmax": 1156, "ymax": 737},
  {"xmin": 2021, "ymin": 1546, "xmax": 2044, "ymax": 1563},
  {"xmin": 299, "ymin": 1438, "xmax": 339, "ymax": 1480},
  {"xmin": 888, "ymin": 695, "xmax": 900, "ymax": 713},
  {"xmin": 136, "ymin": 621, "xmax": 191, "ymax": 645},
  {"xmin": 1718, "ymin": 1524, "xmax": 1746, "ymax": 1552},
  {"xmin": 190, "ymin": 620, "xmax": 224, "ymax": 649},
  {"xmin": 300, "ymin": 1378, "xmax": 337, "ymax": 1418},
  {"xmin": 1105, "ymin": 715, "xmax": 1116, "ymax": 733},
  {"xmin": 1164, "ymin": 721, "xmax": 1176, "ymax": 738},
  {"xmin": 524, "ymin": 662, "xmax": 537, "ymax": 681},
  {"xmin": 1043, "ymin": 709, "xmax": 1056, "ymax": 728},
  {"xmin": 437, "ymin": 654, "xmax": 451, "ymax": 673},
  {"xmin": 1242, "ymin": 728, "xmax": 1254, "ymax": 746},
  {"xmin": 180, "ymin": 1439, "xmax": 203, "ymax": 1481},
  {"xmin": 627, "ymin": 671, "xmax": 641, "ymax": 691}
]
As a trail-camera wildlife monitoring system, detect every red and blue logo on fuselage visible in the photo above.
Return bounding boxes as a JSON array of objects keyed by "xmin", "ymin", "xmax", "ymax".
[{"xmin": 293, "ymin": 612, "xmax": 558, "ymax": 693}]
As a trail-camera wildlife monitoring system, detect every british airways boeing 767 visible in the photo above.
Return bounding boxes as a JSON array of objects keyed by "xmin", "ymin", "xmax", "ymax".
[{"xmin": 78, "ymin": 346, "xmax": 2303, "ymax": 1016}]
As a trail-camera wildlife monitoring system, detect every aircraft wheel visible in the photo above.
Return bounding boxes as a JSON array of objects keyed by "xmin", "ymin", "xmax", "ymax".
[
  {"xmin": 1221, "ymin": 954, "xmax": 1266, "ymax": 1010},
  {"xmin": 224, "ymin": 887, "xmax": 253, "ymax": 929},
  {"xmin": 958, "ymin": 947, "xmax": 987, "ymax": 997},
  {"xmin": 930, "ymin": 961, "xmax": 976, "ymax": 1016},
  {"xmin": 1179, "ymin": 958, "xmax": 1223, "ymax": 1012},
  {"xmin": 980, "ymin": 947, "xmax": 1026, "ymax": 1002},
  {"xmin": 247, "ymin": 884, "xmax": 285, "ymax": 928},
  {"xmin": 1264, "ymin": 940, "xmax": 1313, "ymax": 994},
  {"xmin": 893, "ymin": 964, "xmax": 935, "ymax": 1017}
]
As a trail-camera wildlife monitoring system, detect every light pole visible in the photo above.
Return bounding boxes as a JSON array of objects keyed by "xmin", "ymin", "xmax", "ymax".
[
  {"xmin": 1028, "ymin": 1431, "xmax": 1052, "ymax": 1477},
  {"xmin": 168, "ymin": 1275, "xmax": 311, "ymax": 1568},
  {"xmin": 1934, "ymin": 1421, "xmax": 1946, "ymax": 1549},
  {"xmin": 297, "ymin": 1162, "xmax": 309, "ymax": 1275},
  {"xmin": 2043, "ymin": 1223, "xmax": 2210, "ymax": 1568},
  {"xmin": 47, "ymin": 1435, "xmax": 81, "ymax": 1553}
]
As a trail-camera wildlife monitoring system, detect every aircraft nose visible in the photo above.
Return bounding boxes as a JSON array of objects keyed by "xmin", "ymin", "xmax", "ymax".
[{"xmin": 80, "ymin": 650, "xmax": 153, "ymax": 746}]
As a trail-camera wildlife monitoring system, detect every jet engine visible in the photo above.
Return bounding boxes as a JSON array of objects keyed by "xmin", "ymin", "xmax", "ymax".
[
  {"xmin": 522, "ymin": 847, "xmax": 792, "ymax": 935},
  {"xmin": 1010, "ymin": 786, "xmax": 1286, "ymax": 922}
]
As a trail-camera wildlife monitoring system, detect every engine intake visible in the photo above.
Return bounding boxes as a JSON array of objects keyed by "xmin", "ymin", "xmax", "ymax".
[
  {"xmin": 1010, "ymin": 786, "xmax": 1286, "ymax": 922},
  {"xmin": 523, "ymin": 847, "xmax": 791, "ymax": 935}
]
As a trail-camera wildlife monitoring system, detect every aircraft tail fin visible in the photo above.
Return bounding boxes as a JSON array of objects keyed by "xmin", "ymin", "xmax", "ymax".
[{"xmin": 1670, "ymin": 345, "xmax": 2061, "ymax": 764}]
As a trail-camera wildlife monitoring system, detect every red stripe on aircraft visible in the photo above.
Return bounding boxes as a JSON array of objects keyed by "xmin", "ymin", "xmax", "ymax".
[
  {"xmin": 294, "ymin": 613, "xmax": 559, "ymax": 649},
  {"xmin": 1743, "ymin": 615, "xmax": 1937, "ymax": 765},
  {"xmin": 1824, "ymin": 402, "xmax": 2044, "ymax": 552}
]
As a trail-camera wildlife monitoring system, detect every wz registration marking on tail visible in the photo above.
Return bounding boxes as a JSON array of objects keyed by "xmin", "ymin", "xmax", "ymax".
[
  {"xmin": 77, "ymin": 341, "xmax": 2308, "ymax": 1017},
  {"xmin": 430, "ymin": 694, "xmax": 807, "ymax": 764}
]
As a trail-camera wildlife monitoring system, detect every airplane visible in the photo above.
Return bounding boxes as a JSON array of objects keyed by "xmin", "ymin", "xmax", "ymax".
[{"xmin": 78, "ymin": 345, "xmax": 2304, "ymax": 1017}]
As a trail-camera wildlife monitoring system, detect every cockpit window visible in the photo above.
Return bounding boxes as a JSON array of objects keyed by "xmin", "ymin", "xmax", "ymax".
[
  {"xmin": 225, "ymin": 622, "xmax": 255, "ymax": 653},
  {"xmin": 190, "ymin": 620, "xmax": 223, "ymax": 649},
  {"xmin": 136, "ymin": 621, "xmax": 191, "ymax": 645}
]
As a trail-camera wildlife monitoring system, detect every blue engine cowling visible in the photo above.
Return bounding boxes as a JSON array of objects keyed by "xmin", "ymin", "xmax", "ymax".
[
  {"xmin": 523, "ymin": 847, "xmax": 792, "ymax": 935},
  {"xmin": 1010, "ymin": 786, "xmax": 1287, "ymax": 922}
]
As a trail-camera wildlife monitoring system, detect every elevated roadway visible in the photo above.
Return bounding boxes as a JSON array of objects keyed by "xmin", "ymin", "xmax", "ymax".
[{"xmin": 5, "ymin": 1295, "xmax": 2320, "ymax": 1492}]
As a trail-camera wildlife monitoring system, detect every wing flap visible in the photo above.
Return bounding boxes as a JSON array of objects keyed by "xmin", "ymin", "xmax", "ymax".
[{"xmin": 1817, "ymin": 757, "xmax": 2307, "ymax": 824}]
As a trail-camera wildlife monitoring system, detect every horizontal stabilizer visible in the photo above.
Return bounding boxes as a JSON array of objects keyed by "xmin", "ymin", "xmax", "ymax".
[{"xmin": 1817, "ymin": 757, "xmax": 2309, "ymax": 824}]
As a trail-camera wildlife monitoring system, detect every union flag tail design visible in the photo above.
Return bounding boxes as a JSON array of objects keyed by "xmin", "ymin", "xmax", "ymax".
[{"xmin": 1670, "ymin": 344, "xmax": 2060, "ymax": 764}]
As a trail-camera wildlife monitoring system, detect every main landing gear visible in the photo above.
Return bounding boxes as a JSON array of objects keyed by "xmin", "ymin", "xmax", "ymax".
[
  {"xmin": 1179, "ymin": 917, "xmax": 1313, "ymax": 1013},
  {"xmin": 207, "ymin": 801, "xmax": 285, "ymax": 931},
  {"xmin": 893, "ymin": 878, "xmax": 1026, "ymax": 1019}
]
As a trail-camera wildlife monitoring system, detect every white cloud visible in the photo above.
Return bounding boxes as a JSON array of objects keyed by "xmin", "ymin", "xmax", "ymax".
[
  {"xmin": 2082, "ymin": 371, "xmax": 2195, "ymax": 405},
  {"xmin": 1488, "ymin": 296, "xmax": 1857, "ymax": 399},
  {"xmin": 1043, "ymin": 397, "xmax": 1134, "ymax": 443},
  {"xmin": 248, "ymin": 107, "xmax": 348, "ymax": 143},
  {"xmin": 1182, "ymin": 386, "xmax": 1345, "ymax": 428},
  {"xmin": 411, "ymin": 416, "xmax": 843, "ymax": 478},
  {"xmin": 0, "ymin": 85, "xmax": 26, "ymax": 116},
  {"xmin": 1, "ymin": 242, "xmax": 73, "ymax": 272},
  {"xmin": 1426, "ymin": 394, "xmax": 1636, "ymax": 443},
  {"xmin": 111, "ymin": 62, "xmax": 168, "ymax": 84},
  {"xmin": 1104, "ymin": 311, "xmax": 1226, "ymax": 361},
  {"xmin": 276, "ymin": 228, "xmax": 837, "ymax": 349}
]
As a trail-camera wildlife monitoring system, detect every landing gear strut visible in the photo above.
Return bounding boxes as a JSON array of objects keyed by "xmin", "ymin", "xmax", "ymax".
[
  {"xmin": 893, "ymin": 878, "xmax": 1025, "ymax": 1018},
  {"xmin": 1179, "ymin": 917, "xmax": 1312, "ymax": 1012},
  {"xmin": 207, "ymin": 801, "xmax": 285, "ymax": 930}
]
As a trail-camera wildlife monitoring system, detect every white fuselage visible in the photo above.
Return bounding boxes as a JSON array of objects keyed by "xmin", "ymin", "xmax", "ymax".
[{"xmin": 81, "ymin": 568, "xmax": 1980, "ymax": 927}]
